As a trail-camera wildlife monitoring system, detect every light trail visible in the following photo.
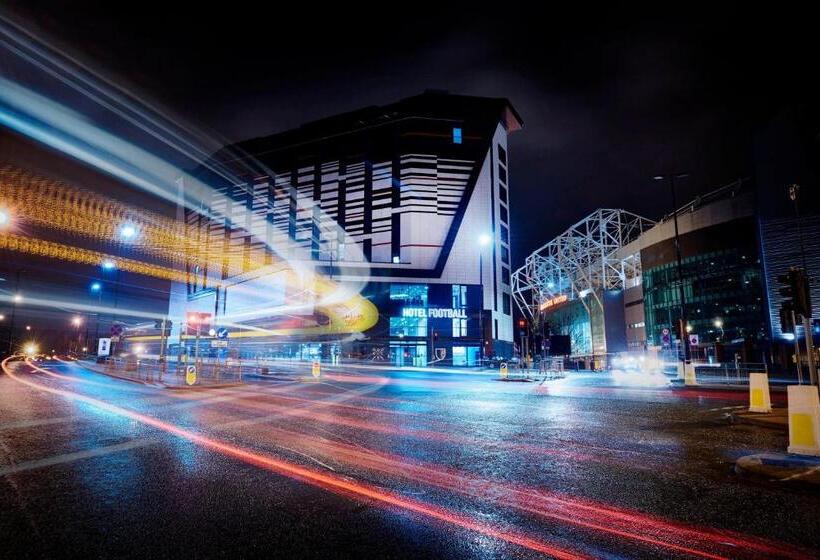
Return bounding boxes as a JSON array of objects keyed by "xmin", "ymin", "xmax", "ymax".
[
  {"xmin": 136, "ymin": 383, "xmax": 808, "ymax": 560},
  {"xmin": 1, "ymin": 357, "xmax": 586, "ymax": 559},
  {"xmin": 13, "ymin": 358, "xmax": 814, "ymax": 559}
]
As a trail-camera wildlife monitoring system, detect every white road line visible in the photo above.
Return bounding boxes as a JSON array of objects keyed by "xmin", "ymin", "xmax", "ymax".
[
  {"xmin": 0, "ymin": 416, "xmax": 75, "ymax": 432},
  {"xmin": 0, "ymin": 438, "xmax": 157, "ymax": 476}
]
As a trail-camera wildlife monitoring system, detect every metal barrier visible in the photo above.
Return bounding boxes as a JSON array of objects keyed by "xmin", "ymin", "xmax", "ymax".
[{"xmin": 94, "ymin": 356, "xmax": 243, "ymax": 386}]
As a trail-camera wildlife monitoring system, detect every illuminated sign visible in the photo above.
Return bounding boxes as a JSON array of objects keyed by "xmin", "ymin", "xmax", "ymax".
[
  {"xmin": 402, "ymin": 308, "xmax": 468, "ymax": 319},
  {"xmin": 539, "ymin": 294, "xmax": 568, "ymax": 311}
]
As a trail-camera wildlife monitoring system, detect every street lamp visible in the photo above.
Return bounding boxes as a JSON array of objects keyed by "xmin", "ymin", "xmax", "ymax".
[
  {"xmin": 119, "ymin": 224, "xmax": 138, "ymax": 240},
  {"xmin": 713, "ymin": 318, "xmax": 724, "ymax": 341},
  {"xmin": 654, "ymin": 173, "xmax": 691, "ymax": 367},
  {"xmin": 13, "ymin": 294, "xmax": 22, "ymax": 303},
  {"xmin": 477, "ymin": 233, "xmax": 492, "ymax": 366},
  {"xmin": 71, "ymin": 316, "xmax": 83, "ymax": 353},
  {"xmin": 0, "ymin": 208, "xmax": 10, "ymax": 228}
]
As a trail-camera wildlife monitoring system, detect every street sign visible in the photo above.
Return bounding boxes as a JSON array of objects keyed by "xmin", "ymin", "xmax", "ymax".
[
  {"xmin": 216, "ymin": 327, "xmax": 229, "ymax": 339},
  {"xmin": 110, "ymin": 324, "xmax": 124, "ymax": 337},
  {"xmin": 661, "ymin": 328, "xmax": 671, "ymax": 347},
  {"xmin": 500, "ymin": 362, "xmax": 508, "ymax": 378},
  {"xmin": 311, "ymin": 360, "xmax": 321, "ymax": 378},
  {"xmin": 210, "ymin": 340, "xmax": 228, "ymax": 348},
  {"xmin": 97, "ymin": 338, "xmax": 111, "ymax": 357},
  {"xmin": 185, "ymin": 365, "xmax": 197, "ymax": 385},
  {"xmin": 689, "ymin": 334, "xmax": 700, "ymax": 346}
]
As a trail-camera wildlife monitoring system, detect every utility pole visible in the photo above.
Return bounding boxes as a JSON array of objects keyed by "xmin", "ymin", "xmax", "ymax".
[
  {"xmin": 654, "ymin": 174, "xmax": 691, "ymax": 368},
  {"xmin": 787, "ymin": 185, "xmax": 817, "ymax": 385}
]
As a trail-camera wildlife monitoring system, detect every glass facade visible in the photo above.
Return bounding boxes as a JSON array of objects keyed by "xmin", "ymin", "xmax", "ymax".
[{"xmin": 643, "ymin": 248, "xmax": 766, "ymax": 346}]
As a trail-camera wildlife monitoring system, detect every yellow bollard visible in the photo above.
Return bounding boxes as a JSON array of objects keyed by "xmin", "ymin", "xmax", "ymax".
[
  {"xmin": 311, "ymin": 360, "xmax": 321, "ymax": 379},
  {"xmin": 500, "ymin": 362, "xmax": 508, "ymax": 379},
  {"xmin": 748, "ymin": 373, "xmax": 772, "ymax": 413},
  {"xmin": 683, "ymin": 363, "xmax": 697, "ymax": 386},
  {"xmin": 787, "ymin": 385, "xmax": 820, "ymax": 456}
]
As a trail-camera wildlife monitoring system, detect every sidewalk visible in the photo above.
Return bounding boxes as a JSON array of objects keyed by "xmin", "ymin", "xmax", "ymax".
[{"xmin": 730, "ymin": 408, "xmax": 788, "ymax": 431}]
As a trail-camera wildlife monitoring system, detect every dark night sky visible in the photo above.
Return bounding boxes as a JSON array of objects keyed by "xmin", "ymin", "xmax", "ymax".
[{"xmin": 3, "ymin": 2, "xmax": 817, "ymax": 266}]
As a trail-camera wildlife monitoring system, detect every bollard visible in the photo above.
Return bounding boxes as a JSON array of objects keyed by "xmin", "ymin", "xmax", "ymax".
[
  {"xmin": 682, "ymin": 363, "xmax": 697, "ymax": 386},
  {"xmin": 748, "ymin": 373, "xmax": 772, "ymax": 413},
  {"xmin": 311, "ymin": 360, "xmax": 321, "ymax": 379},
  {"xmin": 787, "ymin": 385, "xmax": 820, "ymax": 456}
]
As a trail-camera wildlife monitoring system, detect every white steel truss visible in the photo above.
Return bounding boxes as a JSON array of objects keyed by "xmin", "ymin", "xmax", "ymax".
[{"xmin": 512, "ymin": 209, "xmax": 655, "ymax": 323}]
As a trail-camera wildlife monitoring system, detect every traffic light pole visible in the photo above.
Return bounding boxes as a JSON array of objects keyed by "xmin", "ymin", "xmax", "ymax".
[
  {"xmin": 792, "ymin": 309, "xmax": 803, "ymax": 384},
  {"xmin": 803, "ymin": 316, "xmax": 817, "ymax": 386}
]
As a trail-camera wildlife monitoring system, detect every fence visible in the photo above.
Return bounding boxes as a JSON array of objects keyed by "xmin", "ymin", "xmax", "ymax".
[{"xmin": 91, "ymin": 356, "xmax": 243, "ymax": 386}]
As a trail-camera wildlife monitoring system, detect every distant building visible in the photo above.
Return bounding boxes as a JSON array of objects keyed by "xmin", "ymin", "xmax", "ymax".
[
  {"xmin": 167, "ymin": 92, "xmax": 523, "ymax": 365},
  {"xmin": 625, "ymin": 180, "xmax": 767, "ymax": 361}
]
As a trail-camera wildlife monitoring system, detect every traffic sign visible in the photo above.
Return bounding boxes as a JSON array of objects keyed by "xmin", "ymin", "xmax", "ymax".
[
  {"xmin": 500, "ymin": 362, "xmax": 508, "ymax": 378},
  {"xmin": 97, "ymin": 338, "xmax": 111, "ymax": 357},
  {"xmin": 216, "ymin": 327, "xmax": 229, "ymax": 339},
  {"xmin": 110, "ymin": 324, "xmax": 124, "ymax": 337},
  {"xmin": 211, "ymin": 340, "xmax": 228, "ymax": 348},
  {"xmin": 689, "ymin": 334, "xmax": 700, "ymax": 346},
  {"xmin": 185, "ymin": 365, "xmax": 197, "ymax": 385},
  {"xmin": 661, "ymin": 328, "xmax": 671, "ymax": 347}
]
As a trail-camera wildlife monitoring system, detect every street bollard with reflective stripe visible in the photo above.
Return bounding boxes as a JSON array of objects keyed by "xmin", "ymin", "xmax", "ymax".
[
  {"xmin": 748, "ymin": 372, "xmax": 772, "ymax": 413},
  {"xmin": 787, "ymin": 385, "xmax": 820, "ymax": 456},
  {"xmin": 311, "ymin": 360, "xmax": 321, "ymax": 379},
  {"xmin": 681, "ymin": 363, "xmax": 697, "ymax": 386}
]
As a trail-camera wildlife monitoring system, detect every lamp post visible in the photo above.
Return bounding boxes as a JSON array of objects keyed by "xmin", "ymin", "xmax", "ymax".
[
  {"xmin": 89, "ymin": 281, "xmax": 104, "ymax": 354},
  {"xmin": 71, "ymin": 316, "xmax": 83, "ymax": 353},
  {"xmin": 6, "ymin": 270, "xmax": 23, "ymax": 355},
  {"xmin": 713, "ymin": 318, "xmax": 724, "ymax": 341},
  {"xmin": 478, "ymin": 233, "xmax": 492, "ymax": 367},
  {"xmin": 654, "ymin": 173, "xmax": 691, "ymax": 368}
]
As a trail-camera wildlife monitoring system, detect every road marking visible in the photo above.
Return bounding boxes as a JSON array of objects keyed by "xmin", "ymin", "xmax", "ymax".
[
  {"xmin": 0, "ymin": 416, "xmax": 75, "ymax": 432},
  {"xmin": 0, "ymin": 438, "xmax": 156, "ymax": 476}
]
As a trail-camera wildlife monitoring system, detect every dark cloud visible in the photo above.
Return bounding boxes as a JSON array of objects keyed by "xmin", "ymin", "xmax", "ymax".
[{"xmin": 3, "ymin": 2, "xmax": 817, "ymax": 263}]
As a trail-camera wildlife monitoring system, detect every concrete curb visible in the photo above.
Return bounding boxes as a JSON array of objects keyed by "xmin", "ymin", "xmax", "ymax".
[
  {"xmin": 730, "ymin": 410, "xmax": 788, "ymax": 431},
  {"xmin": 735, "ymin": 453, "xmax": 820, "ymax": 485},
  {"xmin": 670, "ymin": 381, "xmax": 787, "ymax": 392}
]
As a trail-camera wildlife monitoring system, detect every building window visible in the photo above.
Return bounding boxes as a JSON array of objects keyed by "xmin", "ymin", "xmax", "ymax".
[
  {"xmin": 390, "ymin": 284, "xmax": 428, "ymax": 306},
  {"xmin": 503, "ymin": 293, "xmax": 511, "ymax": 315},
  {"xmin": 498, "ymin": 165, "xmax": 507, "ymax": 184},
  {"xmin": 500, "ymin": 224, "xmax": 509, "ymax": 244},
  {"xmin": 452, "ymin": 318, "xmax": 468, "ymax": 337},
  {"xmin": 500, "ymin": 205, "xmax": 508, "ymax": 224},
  {"xmin": 452, "ymin": 284, "xmax": 467, "ymax": 308},
  {"xmin": 497, "ymin": 145, "xmax": 507, "ymax": 165},
  {"xmin": 501, "ymin": 246, "xmax": 510, "ymax": 265},
  {"xmin": 502, "ymin": 266, "xmax": 510, "ymax": 285},
  {"xmin": 452, "ymin": 127, "xmax": 462, "ymax": 144},
  {"xmin": 499, "ymin": 184, "xmax": 508, "ymax": 204},
  {"xmin": 390, "ymin": 316, "xmax": 427, "ymax": 337}
]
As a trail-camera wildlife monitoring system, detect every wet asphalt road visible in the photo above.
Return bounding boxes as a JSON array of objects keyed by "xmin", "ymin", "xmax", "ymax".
[{"xmin": 1, "ymin": 358, "xmax": 819, "ymax": 559}]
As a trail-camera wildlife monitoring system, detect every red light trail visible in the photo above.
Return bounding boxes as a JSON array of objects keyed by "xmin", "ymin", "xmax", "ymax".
[{"xmin": 2, "ymin": 357, "xmax": 587, "ymax": 560}]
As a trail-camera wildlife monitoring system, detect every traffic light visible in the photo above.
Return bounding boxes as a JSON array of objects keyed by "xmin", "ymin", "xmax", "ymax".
[
  {"xmin": 778, "ymin": 268, "xmax": 812, "ymax": 319},
  {"xmin": 779, "ymin": 303, "xmax": 795, "ymax": 334}
]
